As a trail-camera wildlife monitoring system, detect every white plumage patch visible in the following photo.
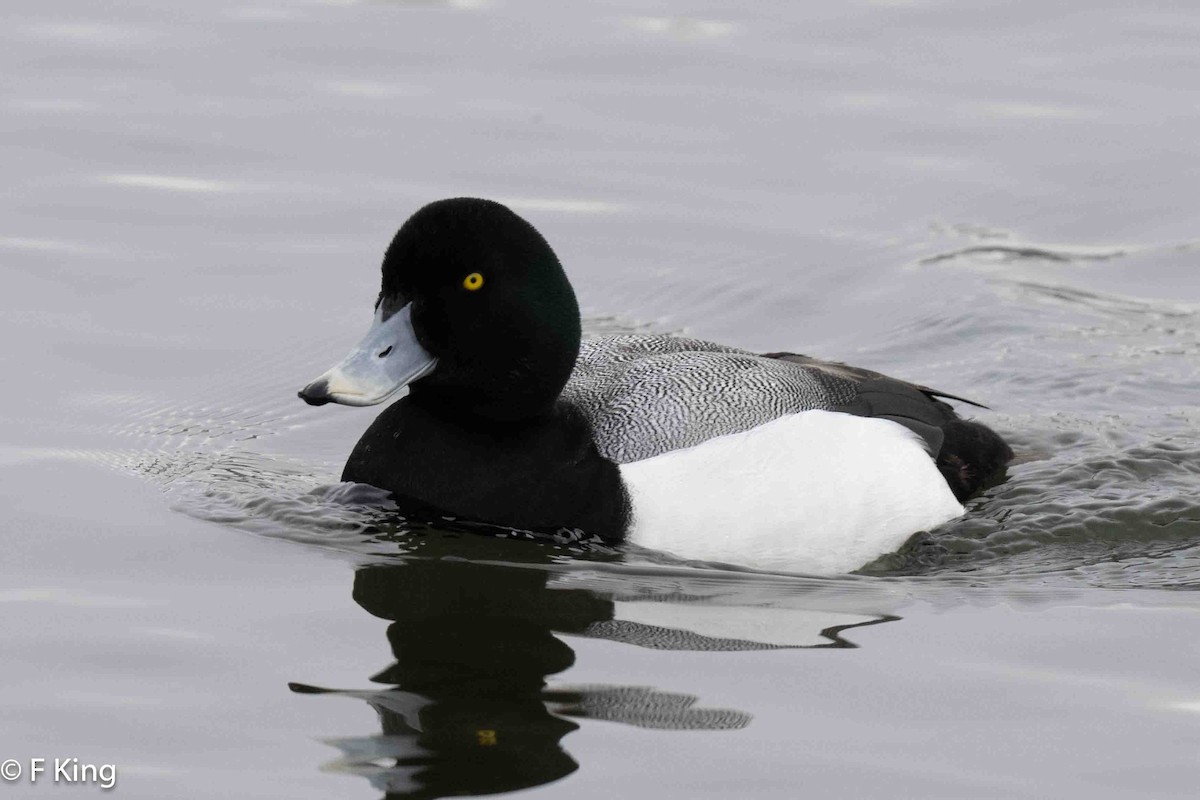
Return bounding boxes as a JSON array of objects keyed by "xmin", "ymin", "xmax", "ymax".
[{"xmin": 618, "ymin": 410, "xmax": 965, "ymax": 574}]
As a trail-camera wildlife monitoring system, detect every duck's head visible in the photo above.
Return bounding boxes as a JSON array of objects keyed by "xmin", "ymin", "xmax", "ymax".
[{"xmin": 299, "ymin": 198, "xmax": 581, "ymax": 421}]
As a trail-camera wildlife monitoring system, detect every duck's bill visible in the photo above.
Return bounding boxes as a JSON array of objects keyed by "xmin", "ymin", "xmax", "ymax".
[{"xmin": 298, "ymin": 304, "xmax": 437, "ymax": 407}]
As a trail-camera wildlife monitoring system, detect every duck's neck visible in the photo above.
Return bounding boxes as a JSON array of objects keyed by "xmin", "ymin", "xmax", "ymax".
[
  {"xmin": 408, "ymin": 381, "xmax": 566, "ymax": 423},
  {"xmin": 343, "ymin": 397, "xmax": 630, "ymax": 541},
  {"xmin": 411, "ymin": 315, "xmax": 582, "ymax": 423}
]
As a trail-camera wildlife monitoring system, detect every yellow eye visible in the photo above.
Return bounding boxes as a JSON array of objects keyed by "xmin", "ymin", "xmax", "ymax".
[{"xmin": 462, "ymin": 272, "xmax": 484, "ymax": 291}]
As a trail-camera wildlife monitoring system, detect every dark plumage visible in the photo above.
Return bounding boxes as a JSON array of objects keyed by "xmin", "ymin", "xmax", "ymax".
[{"xmin": 343, "ymin": 397, "xmax": 631, "ymax": 540}]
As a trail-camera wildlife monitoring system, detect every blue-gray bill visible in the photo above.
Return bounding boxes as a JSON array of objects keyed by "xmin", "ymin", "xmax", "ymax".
[{"xmin": 298, "ymin": 304, "xmax": 437, "ymax": 407}]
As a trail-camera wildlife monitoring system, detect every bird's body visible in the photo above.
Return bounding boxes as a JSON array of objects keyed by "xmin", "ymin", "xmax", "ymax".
[{"xmin": 301, "ymin": 198, "xmax": 1012, "ymax": 573}]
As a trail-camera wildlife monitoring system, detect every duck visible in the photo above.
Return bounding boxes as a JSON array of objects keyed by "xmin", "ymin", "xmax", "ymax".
[{"xmin": 299, "ymin": 198, "xmax": 1012, "ymax": 573}]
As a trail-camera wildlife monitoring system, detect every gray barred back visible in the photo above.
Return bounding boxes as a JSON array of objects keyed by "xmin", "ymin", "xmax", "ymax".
[{"xmin": 560, "ymin": 334, "xmax": 859, "ymax": 463}]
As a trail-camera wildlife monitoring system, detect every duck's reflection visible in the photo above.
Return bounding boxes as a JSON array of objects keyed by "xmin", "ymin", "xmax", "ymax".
[{"xmin": 292, "ymin": 557, "xmax": 896, "ymax": 798}]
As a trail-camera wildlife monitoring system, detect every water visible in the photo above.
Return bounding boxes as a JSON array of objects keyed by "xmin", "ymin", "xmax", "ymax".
[{"xmin": 3, "ymin": 0, "xmax": 1200, "ymax": 797}]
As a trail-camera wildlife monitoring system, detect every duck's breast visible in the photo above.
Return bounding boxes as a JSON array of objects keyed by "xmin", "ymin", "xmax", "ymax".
[{"xmin": 618, "ymin": 410, "xmax": 964, "ymax": 574}]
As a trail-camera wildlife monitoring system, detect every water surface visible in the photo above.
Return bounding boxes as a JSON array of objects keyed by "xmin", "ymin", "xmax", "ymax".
[{"xmin": 3, "ymin": 0, "xmax": 1200, "ymax": 797}]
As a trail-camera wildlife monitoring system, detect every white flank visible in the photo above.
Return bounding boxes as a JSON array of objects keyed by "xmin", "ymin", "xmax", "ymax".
[{"xmin": 619, "ymin": 410, "xmax": 965, "ymax": 574}]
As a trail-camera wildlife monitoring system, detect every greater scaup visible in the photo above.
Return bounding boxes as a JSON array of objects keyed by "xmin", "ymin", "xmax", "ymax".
[{"xmin": 299, "ymin": 198, "xmax": 1012, "ymax": 573}]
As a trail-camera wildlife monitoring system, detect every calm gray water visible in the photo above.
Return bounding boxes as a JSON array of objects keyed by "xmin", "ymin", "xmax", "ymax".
[{"xmin": 3, "ymin": 0, "xmax": 1200, "ymax": 797}]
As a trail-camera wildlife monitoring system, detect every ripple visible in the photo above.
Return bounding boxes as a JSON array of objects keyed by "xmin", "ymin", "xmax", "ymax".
[
  {"xmin": 970, "ymin": 101, "xmax": 1094, "ymax": 120},
  {"xmin": 827, "ymin": 91, "xmax": 911, "ymax": 111},
  {"xmin": 872, "ymin": 426, "xmax": 1200, "ymax": 588},
  {"xmin": 493, "ymin": 197, "xmax": 627, "ymax": 214},
  {"xmin": 24, "ymin": 21, "xmax": 154, "ymax": 47},
  {"xmin": 886, "ymin": 154, "xmax": 974, "ymax": 172},
  {"xmin": 316, "ymin": 80, "xmax": 427, "ymax": 99},
  {"xmin": 225, "ymin": 6, "xmax": 305, "ymax": 21},
  {"xmin": 0, "ymin": 588, "xmax": 150, "ymax": 608},
  {"xmin": 1002, "ymin": 280, "xmax": 1197, "ymax": 320},
  {"xmin": 7, "ymin": 98, "xmax": 98, "ymax": 113},
  {"xmin": 0, "ymin": 236, "xmax": 100, "ymax": 255},
  {"xmin": 919, "ymin": 243, "xmax": 1130, "ymax": 267},
  {"xmin": 624, "ymin": 17, "xmax": 737, "ymax": 41},
  {"xmin": 325, "ymin": 0, "xmax": 491, "ymax": 7},
  {"xmin": 103, "ymin": 174, "xmax": 239, "ymax": 194}
]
